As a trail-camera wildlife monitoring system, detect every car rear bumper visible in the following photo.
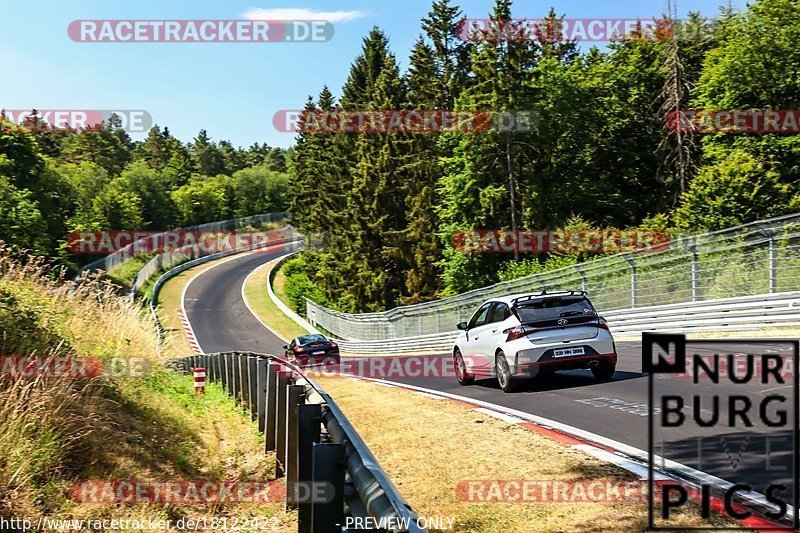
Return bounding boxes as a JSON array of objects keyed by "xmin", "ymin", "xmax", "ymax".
[
  {"xmin": 510, "ymin": 332, "xmax": 616, "ymax": 377},
  {"xmin": 295, "ymin": 351, "xmax": 340, "ymax": 367}
]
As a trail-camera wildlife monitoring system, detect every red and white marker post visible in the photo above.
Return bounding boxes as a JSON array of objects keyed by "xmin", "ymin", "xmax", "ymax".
[{"xmin": 193, "ymin": 367, "xmax": 206, "ymax": 394}]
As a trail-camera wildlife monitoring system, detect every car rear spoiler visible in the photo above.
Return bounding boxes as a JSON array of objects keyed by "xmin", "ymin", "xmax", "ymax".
[
  {"xmin": 509, "ymin": 291, "xmax": 589, "ymax": 321},
  {"xmin": 510, "ymin": 291, "xmax": 588, "ymax": 308}
]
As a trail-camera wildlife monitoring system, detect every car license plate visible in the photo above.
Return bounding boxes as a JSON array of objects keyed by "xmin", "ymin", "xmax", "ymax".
[
  {"xmin": 553, "ymin": 347, "xmax": 585, "ymax": 358},
  {"xmin": 312, "ymin": 351, "xmax": 325, "ymax": 355}
]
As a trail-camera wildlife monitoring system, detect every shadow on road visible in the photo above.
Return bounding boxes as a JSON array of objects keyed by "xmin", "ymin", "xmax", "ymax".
[{"xmin": 471, "ymin": 369, "xmax": 645, "ymax": 393}]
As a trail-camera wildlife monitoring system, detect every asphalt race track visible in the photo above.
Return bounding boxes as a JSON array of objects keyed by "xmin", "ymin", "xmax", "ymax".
[{"xmin": 185, "ymin": 252, "xmax": 798, "ymax": 504}]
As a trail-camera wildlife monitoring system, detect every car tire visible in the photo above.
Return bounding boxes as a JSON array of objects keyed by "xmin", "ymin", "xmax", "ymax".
[
  {"xmin": 591, "ymin": 360, "xmax": 616, "ymax": 381},
  {"xmin": 454, "ymin": 349, "xmax": 474, "ymax": 385},
  {"xmin": 495, "ymin": 351, "xmax": 520, "ymax": 393}
]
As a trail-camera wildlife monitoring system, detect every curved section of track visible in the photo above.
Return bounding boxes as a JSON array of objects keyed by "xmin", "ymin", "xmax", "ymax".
[
  {"xmin": 182, "ymin": 250, "xmax": 287, "ymax": 354},
  {"xmin": 185, "ymin": 254, "xmax": 793, "ymax": 494}
]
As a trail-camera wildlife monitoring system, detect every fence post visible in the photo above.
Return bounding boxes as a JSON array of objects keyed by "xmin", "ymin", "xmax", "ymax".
[
  {"xmin": 574, "ymin": 265, "xmax": 587, "ymax": 293},
  {"xmin": 769, "ymin": 236, "xmax": 778, "ymax": 293},
  {"xmin": 256, "ymin": 358, "xmax": 267, "ymax": 432},
  {"xmin": 248, "ymin": 356, "xmax": 258, "ymax": 421},
  {"xmin": 275, "ymin": 367, "xmax": 291, "ymax": 477},
  {"xmin": 535, "ymin": 274, "xmax": 546, "ymax": 292},
  {"xmin": 623, "ymin": 255, "xmax": 637, "ymax": 308},
  {"xmin": 239, "ymin": 355, "xmax": 249, "ymax": 408},
  {"xmin": 311, "ymin": 443, "xmax": 345, "ymax": 533},
  {"xmin": 297, "ymin": 404, "xmax": 322, "ymax": 533},
  {"xmin": 264, "ymin": 361, "xmax": 278, "ymax": 452},
  {"xmin": 286, "ymin": 384, "xmax": 306, "ymax": 510},
  {"xmin": 226, "ymin": 354, "xmax": 234, "ymax": 397},
  {"xmin": 231, "ymin": 354, "xmax": 241, "ymax": 401}
]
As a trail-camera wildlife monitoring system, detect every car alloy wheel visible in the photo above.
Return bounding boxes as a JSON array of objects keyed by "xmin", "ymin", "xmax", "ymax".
[
  {"xmin": 454, "ymin": 349, "xmax": 474, "ymax": 385},
  {"xmin": 495, "ymin": 352, "xmax": 518, "ymax": 392}
]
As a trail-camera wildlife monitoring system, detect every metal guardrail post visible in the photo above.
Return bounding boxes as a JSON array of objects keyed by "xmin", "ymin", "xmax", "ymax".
[
  {"xmin": 239, "ymin": 355, "xmax": 249, "ymax": 407},
  {"xmin": 256, "ymin": 358, "xmax": 267, "ymax": 432},
  {"xmin": 286, "ymin": 384, "xmax": 306, "ymax": 510},
  {"xmin": 227, "ymin": 354, "xmax": 234, "ymax": 393},
  {"xmin": 265, "ymin": 361, "xmax": 278, "ymax": 452},
  {"xmin": 248, "ymin": 356, "xmax": 258, "ymax": 420},
  {"xmin": 311, "ymin": 443, "xmax": 345, "ymax": 533},
  {"xmin": 297, "ymin": 404, "xmax": 322, "ymax": 533},
  {"xmin": 232, "ymin": 354, "xmax": 241, "ymax": 401},
  {"xmin": 275, "ymin": 367, "xmax": 291, "ymax": 477},
  {"xmin": 222, "ymin": 354, "xmax": 230, "ymax": 396}
]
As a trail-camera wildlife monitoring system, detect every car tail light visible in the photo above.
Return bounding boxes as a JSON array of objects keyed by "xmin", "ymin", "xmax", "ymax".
[
  {"xmin": 293, "ymin": 346, "xmax": 303, "ymax": 353},
  {"xmin": 506, "ymin": 325, "xmax": 536, "ymax": 341},
  {"xmin": 330, "ymin": 342, "xmax": 338, "ymax": 349},
  {"xmin": 595, "ymin": 317, "xmax": 610, "ymax": 330}
]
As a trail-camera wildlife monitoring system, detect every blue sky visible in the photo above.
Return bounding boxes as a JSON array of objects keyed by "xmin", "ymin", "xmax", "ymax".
[{"xmin": 2, "ymin": 0, "xmax": 746, "ymax": 148}]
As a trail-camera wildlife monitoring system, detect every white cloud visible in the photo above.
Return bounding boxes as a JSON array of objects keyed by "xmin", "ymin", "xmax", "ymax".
[{"xmin": 242, "ymin": 7, "xmax": 368, "ymax": 23}]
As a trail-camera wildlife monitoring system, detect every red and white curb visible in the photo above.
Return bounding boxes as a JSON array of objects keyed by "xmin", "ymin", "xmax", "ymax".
[
  {"xmin": 177, "ymin": 310, "xmax": 202, "ymax": 354},
  {"xmin": 340, "ymin": 375, "xmax": 788, "ymax": 531}
]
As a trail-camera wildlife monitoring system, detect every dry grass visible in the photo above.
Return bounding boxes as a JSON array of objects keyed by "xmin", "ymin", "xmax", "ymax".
[
  {"xmin": 0, "ymin": 245, "xmax": 296, "ymax": 530},
  {"xmin": 315, "ymin": 375, "xmax": 742, "ymax": 532}
]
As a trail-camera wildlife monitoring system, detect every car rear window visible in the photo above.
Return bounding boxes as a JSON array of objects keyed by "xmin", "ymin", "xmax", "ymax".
[
  {"xmin": 515, "ymin": 297, "xmax": 597, "ymax": 323},
  {"xmin": 298, "ymin": 334, "xmax": 327, "ymax": 344}
]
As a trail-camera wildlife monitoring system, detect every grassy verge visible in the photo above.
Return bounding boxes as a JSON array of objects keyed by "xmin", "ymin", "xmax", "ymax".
[
  {"xmin": 272, "ymin": 266, "xmax": 291, "ymax": 310},
  {"xmin": 314, "ymin": 375, "xmax": 739, "ymax": 532},
  {"xmin": 103, "ymin": 253, "xmax": 155, "ymax": 291},
  {"xmin": 241, "ymin": 259, "xmax": 308, "ymax": 341},
  {"xmin": 0, "ymin": 246, "xmax": 295, "ymax": 530}
]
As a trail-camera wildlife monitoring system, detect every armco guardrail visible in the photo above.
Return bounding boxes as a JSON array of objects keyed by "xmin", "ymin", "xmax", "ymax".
[
  {"xmin": 79, "ymin": 212, "xmax": 286, "ymax": 277},
  {"xmin": 171, "ymin": 352, "xmax": 424, "ymax": 533},
  {"xmin": 327, "ymin": 292, "xmax": 800, "ymax": 356},
  {"xmin": 307, "ymin": 212, "xmax": 800, "ymax": 341},
  {"xmin": 149, "ymin": 235, "xmax": 304, "ymax": 342}
]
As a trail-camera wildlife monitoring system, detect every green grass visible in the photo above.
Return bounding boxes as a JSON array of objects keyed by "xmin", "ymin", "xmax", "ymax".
[
  {"xmin": 242, "ymin": 259, "xmax": 307, "ymax": 341},
  {"xmin": 102, "ymin": 254, "xmax": 155, "ymax": 290}
]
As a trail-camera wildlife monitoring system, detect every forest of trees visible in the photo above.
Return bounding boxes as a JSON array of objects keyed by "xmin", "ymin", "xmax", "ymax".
[
  {"xmin": 0, "ymin": 114, "xmax": 292, "ymax": 267},
  {"xmin": 288, "ymin": 0, "xmax": 800, "ymax": 313}
]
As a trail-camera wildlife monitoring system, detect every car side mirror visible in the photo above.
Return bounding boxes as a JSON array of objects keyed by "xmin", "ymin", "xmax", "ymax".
[{"xmin": 457, "ymin": 322, "xmax": 468, "ymax": 331}]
